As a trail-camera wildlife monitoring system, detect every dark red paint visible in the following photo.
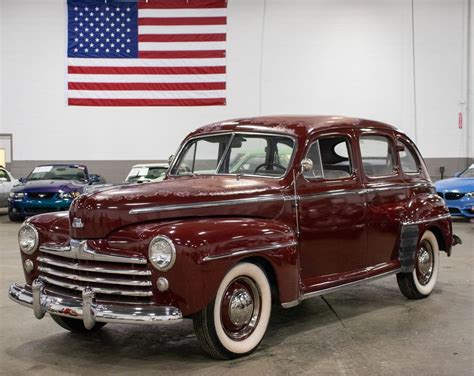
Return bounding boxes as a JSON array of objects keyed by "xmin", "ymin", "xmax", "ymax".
[{"xmin": 24, "ymin": 116, "xmax": 452, "ymax": 316}]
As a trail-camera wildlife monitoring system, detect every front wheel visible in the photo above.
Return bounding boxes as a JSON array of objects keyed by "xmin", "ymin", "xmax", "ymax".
[
  {"xmin": 397, "ymin": 230, "xmax": 440, "ymax": 299},
  {"xmin": 193, "ymin": 262, "xmax": 272, "ymax": 359},
  {"xmin": 51, "ymin": 314, "xmax": 107, "ymax": 333}
]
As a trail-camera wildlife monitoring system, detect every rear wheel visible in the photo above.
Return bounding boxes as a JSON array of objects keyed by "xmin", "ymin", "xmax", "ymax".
[
  {"xmin": 51, "ymin": 314, "xmax": 106, "ymax": 333},
  {"xmin": 397, "ymin": 230, "xmax": 439, "ymax": 299},
  {"xmin": 193, "ymin": 262, "xmax": 272, "ymax": 359}
]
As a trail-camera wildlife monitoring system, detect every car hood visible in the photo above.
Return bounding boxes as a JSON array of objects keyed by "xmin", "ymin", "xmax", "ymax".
[
  {"xmin": 12, "ymin": 179, "xmax": 87, "ymax": 193},
  {"xmin": 434, "ymin": 177, "xmax": 474, "ymax": 192},
  {"xmin": 69, "ymin": 175, "xmax": 287, "ymax": 239}
]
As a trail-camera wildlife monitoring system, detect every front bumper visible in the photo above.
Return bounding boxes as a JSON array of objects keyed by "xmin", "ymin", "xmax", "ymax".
[
  {"xmin": 8, "ymin": 279, "xmax": 183, "ymax": 329},
  {"xmin": 8, "ymin": 198, "xmax": 73, "ymax": 217}
]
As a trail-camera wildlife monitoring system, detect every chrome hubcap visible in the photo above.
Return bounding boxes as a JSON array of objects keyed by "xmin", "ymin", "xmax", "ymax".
[
  {"xmin": 416, "ymin": 241, "xmax": 434, "ymax": 285},
  {"xmin": 221, "ymin": 277, "xmax": 261, "ymax": 340},
  {"xmin": 229, "ymin": 289, "xmax": 254, "ymax": 326}
]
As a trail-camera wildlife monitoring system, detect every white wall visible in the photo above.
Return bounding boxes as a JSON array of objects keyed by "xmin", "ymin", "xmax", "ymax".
[{"xmin": 0, "ymin": 0, "xmax": 472, "ymax": 161}]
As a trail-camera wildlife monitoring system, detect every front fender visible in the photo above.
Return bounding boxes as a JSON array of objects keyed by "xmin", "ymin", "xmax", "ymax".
[{"xmin": 118, "ymin": 217, "xmax": 298, "ymax": 316}]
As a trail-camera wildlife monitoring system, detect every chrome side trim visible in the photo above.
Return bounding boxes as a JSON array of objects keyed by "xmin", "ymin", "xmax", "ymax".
[
  {"xmin": 281, "ymin": 268, "xmax": 401, "ymax": 308},
  {"xmin": 39, "ymin": 275, "xmax": 153, "ymax": 297},
  {"xmin": 401, "ymin": 213, "xmax": 451, "ymax": 225},
  {"xmin": 37, "ymin": 266, "xmax": 152, "ymax": 287},
  {"xmin": 129, "ymin": 194, "xmax": 288, "ymax": 215},
  {"xmin": 40, "ymin": 239, "xmax": 147, "ymax": 265},
  {"xmin": 36, "ymin": 256, "xmax": 151, "ymax": 276},
  {"xmin": 8, "ymin": 281, "xmax": 182, "ymax": 325},
  {"xmin": 299, "ymin": 188, "xmax": 367, "ymax": 200},
  {"xmin": 202, "ymin": 240, "xmax": 298, "ymax": 262}
]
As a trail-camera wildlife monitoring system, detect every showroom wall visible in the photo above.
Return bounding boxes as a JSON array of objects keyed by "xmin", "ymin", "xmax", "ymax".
[{"xmin": 0, "ymin": 0, "xmax": 472, "ymax": 182}]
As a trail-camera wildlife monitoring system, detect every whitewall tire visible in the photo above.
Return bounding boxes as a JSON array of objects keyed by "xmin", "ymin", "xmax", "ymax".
[
  {"xmin": 397, "ymin": 230, "xmax": 440, "ymax": 299},
  {"xmin": 193, "ymin": 262, "xmax": 272, "ymax": 359}
]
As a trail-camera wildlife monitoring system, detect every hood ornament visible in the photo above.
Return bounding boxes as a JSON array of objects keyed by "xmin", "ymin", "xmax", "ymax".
[{"xmin": 72, "ymin": 217, "xmax": 84, "ymax": 228}]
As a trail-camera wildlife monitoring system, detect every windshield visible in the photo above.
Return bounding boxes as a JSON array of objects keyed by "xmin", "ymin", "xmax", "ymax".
[
  {"xmin": 27, "ymin": 165, "xmax": 87, "ymax": 182},
  {"xmin": 170, "ymin": 133, "xmax": 295, "ymax": 177},
  {"xmin": 126, "ymin": 166, "xmax": 168, "ymax": 182},
  {"xmin": 460, "ymin": 165, "xmax": 474, "ymax": 178}
]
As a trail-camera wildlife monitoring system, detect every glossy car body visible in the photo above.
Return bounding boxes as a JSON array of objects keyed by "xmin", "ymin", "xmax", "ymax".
[
  {"xmin": 435, "ymin": 164, "xmax": 474, "ymax": 218},
  {"xmin": 8, "ymin": 116, "xmax": 455, "ymax": 358},
  {"xmin": 8, "ymin": 164, "xmax": 102, "ymax": 221},
  {"xmin": 0, "ymin": 167, "xmax": 18, "ymax": 207}
]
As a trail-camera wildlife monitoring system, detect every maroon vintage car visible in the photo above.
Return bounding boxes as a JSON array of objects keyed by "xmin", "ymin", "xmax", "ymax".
[{"xmin": 9, "ymin": 116, "xmax": 459, "ymax": 359}]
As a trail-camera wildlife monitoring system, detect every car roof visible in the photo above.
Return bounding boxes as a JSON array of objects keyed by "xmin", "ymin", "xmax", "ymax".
[
  {"xmin": 188, "ymin": 115, "xmax": 399, "ymax": 139},
  {"xmin": 37, "ymin": 164, "xmax": 87, "ymax": 168},
  {"xmin": 131, "ymin": 163, "xmax": 169, "ymax": 168}
]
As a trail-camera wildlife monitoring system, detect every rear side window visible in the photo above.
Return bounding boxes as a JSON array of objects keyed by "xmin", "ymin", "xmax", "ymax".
[
  {"xmin": 359, "ymin": 135, "xmax": 395, "ymax": 177},
  {"xmin": 398, "ymin": 141, "xmax": 420, "ymax": 173},
  {"xmin": 304, "ymin": 136, "xmax": 352, "ymax": 179}
]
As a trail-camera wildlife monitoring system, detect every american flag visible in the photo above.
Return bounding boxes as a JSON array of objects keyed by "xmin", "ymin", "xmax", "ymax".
[{"xmin": 67, "ymin": 0, "xmax": 227, "ymax": 106}]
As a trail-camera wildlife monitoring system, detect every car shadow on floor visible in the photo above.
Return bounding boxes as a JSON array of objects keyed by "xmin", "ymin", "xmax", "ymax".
[{"xmin": 5, "ymin": 280, "xmax": 423, "ymax": 371}]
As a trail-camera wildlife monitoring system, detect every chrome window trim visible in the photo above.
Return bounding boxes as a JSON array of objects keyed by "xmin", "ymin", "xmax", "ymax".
[
  {"xmin": 202, "ymin": 240, "xmax": 298, "ymax": 262},
  {"xmin": 168, "ymin": 131, "xmax": 297, "ymax": 180}
]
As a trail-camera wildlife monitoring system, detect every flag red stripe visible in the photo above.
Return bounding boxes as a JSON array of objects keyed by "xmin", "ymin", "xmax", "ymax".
[
  {"xmin": 138, "ymin": 17, "xmax": 226, "ymax": 26},
  {"xmin": 68, "ymin": 66, "xmax": 226, "ymax": 75},
  {"xmin": 69, "ymin": 98, "xmax": 226, "ymax": 106},
  {"xmin": 68, "ymin": 82, "xmax": 226, "ymax": 91},
  {"xmin": 138, "ymin": 33, "xmax": 226, "ymax": 42},
  {"xmin": 138, "ymin": 1, "xmax": 226, "ymax": 9},
  {"xmin": 139, "ymin": 50, "xmax": 225, "ymax": 59}
]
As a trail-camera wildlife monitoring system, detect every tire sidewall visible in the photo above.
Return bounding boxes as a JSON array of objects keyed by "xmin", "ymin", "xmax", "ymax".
[
  {"xmin": 213, "ymin": 263, "xmax": 271, "ymax": 355},
  {"xmin": 412, "ymin": 231, "xmax": 439, "ymax": 296}
]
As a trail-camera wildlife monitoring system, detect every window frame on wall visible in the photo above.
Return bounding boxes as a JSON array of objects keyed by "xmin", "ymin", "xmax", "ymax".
[
  {"xmin": 303, "ymin": 134, "xmax": 355, "ymax": 181},
  {"xmin": 359, "ymin": 133, "xmax": 398, "ymax": 179}
]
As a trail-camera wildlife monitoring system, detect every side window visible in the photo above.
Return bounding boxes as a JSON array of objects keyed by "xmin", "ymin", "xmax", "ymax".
[
  {"xmin": 359, "ymin": 135, "xmax": 395, "ymax": 177},
  {"xmin": 0, "ymin": 169, "xmax": 10, "ymax": 181},
  {"xmin": 304, "ymin": 136, "xmax": 352, "ymax": 180},
  {"xmin": 398, "ymin": 141, "xmax": 420, "ymax": 174}
]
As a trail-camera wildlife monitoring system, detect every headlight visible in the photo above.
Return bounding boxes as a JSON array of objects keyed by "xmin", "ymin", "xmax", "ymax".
[
  {"xmin": 18, "ymin": 223, "xmax": 39, "ymax": 254},
  {"xmin": 148, "ymin": 235, "xmax": 176, "ymax": 271},
  {"xmin": 59, "ymin": 191, "xmax": 81, "ymax": 199},
  {"xmin": 465, "ymin": 192, "xmax": 474, "ymax": 198},
  {"xmin": 10, "ymin": 192, "xmax": 25, "ymax": 199}
]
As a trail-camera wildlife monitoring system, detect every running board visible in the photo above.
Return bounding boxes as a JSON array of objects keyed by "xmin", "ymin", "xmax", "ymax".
[{"xmin": 281, "ymin": 268, "xmax": 401, "ymax": 308}]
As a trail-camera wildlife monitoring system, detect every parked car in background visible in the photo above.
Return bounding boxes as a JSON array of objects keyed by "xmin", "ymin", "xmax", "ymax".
[
  {"xmin": 8, "ymin": 164, "xmax": 104, "ymax": 221},
  {"xmin": 125, "ymin": 163, "xmax": 169, "ymax": 183},
  {"xmin": 8, "ymin": 116, "xmax": 459, "ymax": 359},
  {"xmin": 435, "ymin": 164, "xmax": 474, "ymax": 218},
  {"xmin": 0, "ymin": 167, "xmax": 18, "ymax": 207}
]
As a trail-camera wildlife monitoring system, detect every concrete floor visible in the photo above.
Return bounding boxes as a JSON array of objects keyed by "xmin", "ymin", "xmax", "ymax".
[{"xmin": 0, "ymin": 210, "xmax": 473, "ymax": 376}]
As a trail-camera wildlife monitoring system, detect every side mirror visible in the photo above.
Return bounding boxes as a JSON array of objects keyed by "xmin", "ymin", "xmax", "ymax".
[
  {"xmin": 19, "ymin": 177, "xmax": 27, "ymax": 183},
  {"xmin": 0, "ymin": 177, "xmax": 7, "ymax": 183},
  {"xmin": 168, "ymin": 154, "xmax": 174, "ymax": 165},
  {"xmin": 300, "ymin": 158, "xmax": 314, "ymax": 173},
  {"xmin": 89, "ymin": 174, "xmax": 102, "ymax": 184},
  {"xmin": 454, "ymin": 171, "xmax": 461, "ymax": 178}
]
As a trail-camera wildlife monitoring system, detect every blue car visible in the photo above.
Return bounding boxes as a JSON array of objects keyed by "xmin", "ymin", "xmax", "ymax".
[
  {"xmin": 435, "ymin": 164, "xmax": 474, "ymax": 218},
  {"xmin": 8, "ymin": 164, "xmax": 103, "ymax": 221}
]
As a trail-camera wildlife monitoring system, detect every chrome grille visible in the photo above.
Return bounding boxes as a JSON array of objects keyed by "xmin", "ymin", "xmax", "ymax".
[{"xmin": 37, "ymin": 251, "xmax": 153, "ymax": 304}]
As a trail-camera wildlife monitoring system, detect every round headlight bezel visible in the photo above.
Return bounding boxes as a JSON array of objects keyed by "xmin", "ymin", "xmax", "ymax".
[
  {"xmin": 148, "ymin": 235, "xmax": 176, "ymax": 271},
  {"xmin": 18, "ymin": 222, "xmax": 39, "ymax": 255}
]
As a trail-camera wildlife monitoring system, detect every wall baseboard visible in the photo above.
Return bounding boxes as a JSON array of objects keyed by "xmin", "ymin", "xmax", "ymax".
[{"xmin": 9, "ymin": 158, "xmax": 474, "ymax": 185}]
